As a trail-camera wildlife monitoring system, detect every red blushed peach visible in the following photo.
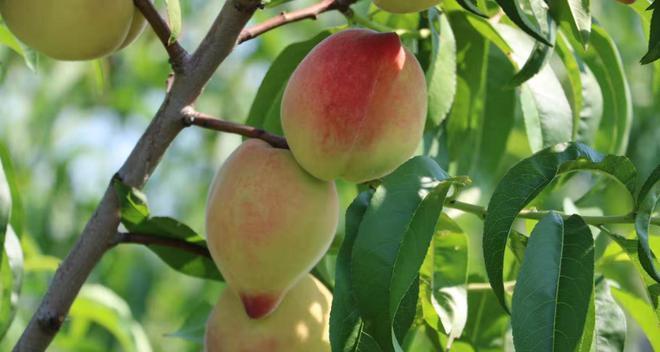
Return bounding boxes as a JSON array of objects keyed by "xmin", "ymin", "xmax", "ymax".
[
  {"xmin": 205, "ymin": 139, "xmax": 338, "ymax": 319},
  {"xmin": 281, "ymin": 29, "xmax": 427, "ymax": 183},
  {"xmin": 373, "ymin": 0, "xmax": 441, "ymax": 13},
  {"xmin": 204, "ymin": 275, "xmax": 332, "ymax": 352}
]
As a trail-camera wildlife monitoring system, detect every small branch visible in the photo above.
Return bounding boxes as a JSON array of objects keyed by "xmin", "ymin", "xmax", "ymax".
[
  {"xmin": 467, "ymin": 281, "xmax": 516, "ymax": 292},
  {"xmin": 183, "ymin": 109, "xmax": 289, "ymax": 149},
  {"xmin": 238, "ymin": 0, "xmax": 353, "ymax": 44},
  {"xmin": 114, "ymin": 232, "xmax": 211, "ymax": 258},
  {"xmin": 133, "ymin": 0, "xmax": 189, "ymax": 71},
  {"xmin": 445, "ymin": 199, "xmax": 660, "ymax": 226}
]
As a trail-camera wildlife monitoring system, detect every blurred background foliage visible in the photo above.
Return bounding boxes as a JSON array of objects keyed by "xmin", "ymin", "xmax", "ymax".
[{"xmin": 0, "ymin": 0, "xmax": 657, "ymax": 351}]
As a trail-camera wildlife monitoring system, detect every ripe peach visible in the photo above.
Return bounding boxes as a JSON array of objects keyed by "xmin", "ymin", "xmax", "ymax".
[
  {"xmin": 0, "ymin": 0, "xmax": 140, "ymax": 60},
  {"xmin": 205, "ymin": 275, "xmax": 332, "ymax": 352},
  {"xmin": 117, "ymin": 8, "xmax": 147, "ymax": 50},
  {"xmin": 281, "ymin": 29, "xmax": 427, "ymax": 183},
  {"xmin": 373, "ymin": 0, "xmax": 441, "ymax": 13},
  {"xmin": 206, "ymin": 139, "xmax": 338, "ymax": 319}
]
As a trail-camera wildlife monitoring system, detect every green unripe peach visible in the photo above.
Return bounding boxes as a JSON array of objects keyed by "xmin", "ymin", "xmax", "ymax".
[
  {"xmin": 206, "ymin": 139, "xmax": 339, "ymax": 319},
  {"xmin": 205, "ymin": 275, "xmax": 332, "ymax": 352},
  {"xmin": 281, "ymin": 29, "xmax": 427, "ymax": 183},
  {"xmin": 0, "ymin": 0, "xmax": 141, "ymax": 60},
  {"xmin": 373, "ymin": 0, "xmax": 441, "ymax": 13}
]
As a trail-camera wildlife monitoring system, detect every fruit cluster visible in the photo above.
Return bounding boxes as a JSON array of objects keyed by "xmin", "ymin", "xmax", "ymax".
[
  {"xmin": 0, "ymin": 0, "xmax": 145, "ymax": 60},
  {"xmin": 203, "ymin": 2, "xmax": 436, "ymax": 351}
]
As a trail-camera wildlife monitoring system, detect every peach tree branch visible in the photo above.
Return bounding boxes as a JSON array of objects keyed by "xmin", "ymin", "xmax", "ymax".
[
  {"xmin": 133, "ymin": 0, "xmax": 189, "ymax": 71},
  {"xmin": 183, "ymin": 109, "xmax": 289, "ymax": 149},
  {"xmin": 13, "ymin": 1, "xmax": 264, "ymax": 350},
  {"xmin": 238, "ymin": 0, "xmax": 357, "ymax": 44}
]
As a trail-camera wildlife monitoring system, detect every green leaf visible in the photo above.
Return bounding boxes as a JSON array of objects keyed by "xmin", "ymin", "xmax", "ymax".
[
  {"xmin": 603, "ymin": 230, "xmax": 660, "ymax": 320},
  {"xmin": 576, "ymin": 60, "xmax": 603, "ymax": 145},
  {"xmin": 498, "ymin": 24, "xmax": 572, "ymax": 152},
  {"xmin": 569, "ymin": 25, "xmax": 632, "ymax": 154},
  {"xmin": 351, "ymin": 157, "xmax": 452, "ymax": 351},
  {"xmin": 130, "ymin": 217, "xmax": 221, "ymax": 281},
  {"xmin": 455, "ymin": 0, "xmax": 487, "ymax": 17},
  {"xmin": 420, "ymin": 215, "xmax": 469, "ymax": 349},
  {"xmin": 555, "ymin": 33, "xmax": 583, "ymax": 141},
  {"xmin": 593, "ymin": 280, "xmax": 627, "ymax": 352},
  {"xmin": 635, "ymin": 165, "xmax": 660, "ymax": 283},
  {"xmin": 113, "ymin": 179, "xmax": 221, "ymax": 281},
  {"xmin": 494, "ymin": 0, "xmax": 551, "ymax": 45},
  {"xmin": 113, "ymin": 178, "xmax": 149, "ymax": 227},
  {"xmin": 165, "ymin": 0, "xmax": 182, "ymax": 44},
  {"xmin": 483, "ymin": 142, "xmax": 637, "ymax": 312},
  {"xmin": 0, "ymin": 227, "xmax": 22, "ymax": 339},
  {"xmin": 641, "ymin": 4, "xmax": 660, "ymax": 64},
  {"xmin": 509, "ymin": 0, "xmax": 558, "ymax": 86},
  {"xmin": 446, "ymin": 11, "xmax": 489, "ymax": 174},
  {"xmin": 575, "ymin": 288, "xmax": 595, "ymax": 352},
  {"xmin": 66, "ymin": 284, "xmax": 152, "ymax": 352},
  {"xmin": 426, "ymin": 9, "xmax": 457, "ymax": 126},
  {"xmin": 463, "ymin": 275, "xmax": 510, "ymax": 351},
  {"xmin": 167, "ymin": 301, "xmax": 214, "ymax": 344},
  {"xmin": 246, "ymin": 31, "xmax": 331, "ymax": 132},
  {"xmin": 330, "ymin": 191, "xmax": 373, "ymax": 352},
  {"xmin": 0, "ymin": 158, "xmax": 10, "ymax": 265},
  {"xmin": 612, "ymin": 286, "xmax": 660, "ymax": 350},
  {"xmin": 551, "ymin": 0, "xmax": 591, "ymax": 48},
  {"xmin": 511, "ymin": 213, "xmax": 594, "ymax": 352},
  {"xmin": 0, "ymin": 143, "xmax": 23, "ymax": 238},
  {"xmin": 0, "ymin": 24, "xmax": 37, "ymax": 70},
  {"xmin": 475, "ymin": 46, "xmax": 516, "ymax": 184}
]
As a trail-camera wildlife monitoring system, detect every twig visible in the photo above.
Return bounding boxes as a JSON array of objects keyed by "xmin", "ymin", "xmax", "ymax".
[
  {"xmin": 133, "ymin": 0, "xmax": 189, "ymax": 71},
  {"xmin": 182, "ymin": 109, "xmax": 289, "ymax": 149},
  {"xmin": 444, "ymin": 199, "xmax": 660, "ymax": 226},
  {"xmin": 114, "ymin": 232, "xmax": 212, "ymax": 258},
  {"xmin": 238, "ymin": 0, "xmax": 354, "ymax": 44}
]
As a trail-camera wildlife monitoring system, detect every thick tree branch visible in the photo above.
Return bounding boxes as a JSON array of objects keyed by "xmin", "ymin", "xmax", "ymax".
[
  {"xmin": 133, "ymin": 0, "xmax": 189, "ymax": 71},
  {"xmin": 183, "ymin": 109, "xmax": 289, "ymax": 149},
  {"xmin": 238, "ymin": 0, "xmax": 356, "ymax": 44},
  {"xmin": 114, "ymin": 232, "xmax": 212, "ymax": 258},
  {"xmin": 14, "ymin": 1, "xmax": 262, "ymax": 350}
]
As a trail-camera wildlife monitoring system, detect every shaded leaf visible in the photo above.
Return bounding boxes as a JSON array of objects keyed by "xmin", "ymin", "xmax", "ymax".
[
  {"xmin": 511, "ymin": 214, "xmax": 594, "ymax": 352},
  {"xmin": 420, "ymin": 215, "xmax": 469, "ymax": 349},
  {"xmin": 494, "ymin": 0, "xmax": 551, "ymax": 45},
  {"xmin": 498, "ymin": 24, "xmax": 572, "ymax": 152},
  {"xmin": 635, "ymin": 165, "xmax": 660, "ymax": 283},
  {"xmin": 426, "ymin": 9, "xmax": 457, "ymax": 126},
  {"xmin": 113, "ymin": 179, "xmax": 221, "ymax": 281},
  {"xmin": 167, "ymin": 301, "xmax": 214, "ymax": 344},
  {"xmin": 246, "ymin": 31, "xmax": 331, "ymax": 132},
  {"xmin": 641, "ymin": 4, "xmax": 660, "ymax": 64},
  {"xmin": 330, "ymin": 191, "xmax": 373, "ymax": 352},
  {"xmin": 593, "ymin": 280, "xmax": 626, "ymax": 352},
  {"xmin": 351, "ymin": 157, "xmax": 452, "ymax": 351},
  {"xmin": 484, "ymin": 142, "xmax": 637, "ymax": 311}
]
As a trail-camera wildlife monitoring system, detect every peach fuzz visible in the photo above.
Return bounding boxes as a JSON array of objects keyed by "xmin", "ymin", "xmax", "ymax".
[
  {"xmin": 205, "ymin": 139, "xmax": 338, "ymax": 319},
  {"xmin": 204, "ymin": 275, "xmax": 332, "ymax": 352},
  {"xmin": 281, "ymin": 29, "xmax": 427, "ymax": 183}
]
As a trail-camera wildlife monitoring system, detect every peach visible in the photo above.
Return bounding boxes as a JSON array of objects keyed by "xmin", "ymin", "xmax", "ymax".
[
  {"xmin": 281, "ymin": 29, "xmax": 427, "ymax": 183},
  {"xmin": 205, "ymin": 275, "xmax": 332, "ymax": 352},
  {"xmin": 373, "ymin": 0, "xmax": 441, "ymax": 13},
  {"xmin": 206, "ymin": 139, "xmax": 338, "ymax": 319},
  {"xmin": 0, "ymin": 0, "xmax": 141, "ymax": 60}
]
